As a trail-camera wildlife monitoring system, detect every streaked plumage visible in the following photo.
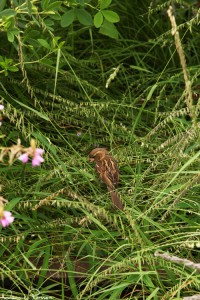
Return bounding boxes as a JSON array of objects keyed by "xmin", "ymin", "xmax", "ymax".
[{"xmin": 89, "ymin": 148, "xmax": 123, "ymax": 210}]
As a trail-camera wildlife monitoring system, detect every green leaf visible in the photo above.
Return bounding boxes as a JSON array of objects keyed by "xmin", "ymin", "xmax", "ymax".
[
  {"xmin": 32, "ymin": 133, "xmax": 57, "ymax": 155},
  {"xmin": 9, "ymin": 27, "xmax": 20, "ymax": 35},
  {"xmin": 3, "ymin": 27, "xmax": 18, "ymax": 44},
  {"xmin": 37, "ymin": 38, "xmax": 51, "ymax": 49},
  {"xmin": 147, "ymin": 84, "xmax": 158, "ymax": 101},
  {"xmin": 0, "ymin": 81, "xmax": 50, "ymax": 121},
  {"xmin": 101, "ymin": 10, "xmax": 120, "ymax": 23},
  {"xmin": 82, "ymin": 209, "xmax": 109, "ymax": 232},
  {"xmin": 75, "ymin": 8, "xmax": 93, "ymax": 26},
  {"xmin": 0, "ymin": 0, "xmax": 6, "ymax": 12},
  {"xmin": 99, "ymin": 19, "xmax": 119, "ymax": 39},
  {"xmin": 44, "ymin": 1, "xmax": 62, "ymax": 11},
  {"xmin": 66, "ymin": 256, "xmax": 79, "ymax": 298},
  {"xmin": 146, "ymin": 287, "xmax": 160, "ymax": 299},
  {"xmin": 26, "ymin": 0, "xmax": 32, "ymax": 15},
  {"xmin": 0, "ymin": 9, "xmax": 16, "ymax": 18},
  {"xmin": 15, "ymin": 100, "xmax": 50, "ymax": 121},
  {"xmin": 50, "ymin": 12, "xmax": 61, "ymax": 20},
  {"xmin": 5, "ymin": 198, "xmax": 22, "ymax": 211},
  {"xmin": 94, "ymin": 11, "xmax": 103, "ymax": 28},
  {"xmin": 100, "ymin": 0, "xmax": 112, "ymax": 10},
  {"xmin": 61, "ymin": 9, "xmax": 75, "ymax": 27},
  {"xmin": 7, "ymin": 31, "xmax": 14, "ymax": 43},
  {"xmin": 8, "ymin": 66, "xmax": 19, "ymax": 72},
  {"xmin": 41, "ymin": 0, "xmax": 48, "ymax": 10},
  {"xmin": 38, "ymin": 245, "xmax": 51, "ymax": 286},
  {"xmin": 43, "ymin": 18, "xmax": 54, "ymax": 28},
  {"xmin": 130, "ymin": 65, "xmax": 152, "ymax": 73}
]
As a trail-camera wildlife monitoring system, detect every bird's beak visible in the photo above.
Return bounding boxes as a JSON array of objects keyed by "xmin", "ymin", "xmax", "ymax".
[{"xmin": 89, "ymin": 157, "xmax": 94, "ymax": 162}]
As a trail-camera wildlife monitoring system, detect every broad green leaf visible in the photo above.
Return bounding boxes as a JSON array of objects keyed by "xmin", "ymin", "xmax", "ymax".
[
  {"xmin": 101, "ymin": 10, "xmax": 120, "ymax": 23},
  {"xmin": 7, "ymin": 31, "xmax": 14, "ymax": 43},
  {"xmin": 0, "ymin": 0, "xmax": 6, "ymax": 11},
  {"xmin": 75, "ymin": 8, "xmax": 93, "ymax": 26},
  {"xmin": 0, "ymin": 9, "xmax": 16, "ymax": 18},
  {"xmin": 9, "ymin": 27, "xmax": 20, "ymax": 35},
  {"xmin": 41, "ymin": 0, "xmax": 50, "ymax": 10},
  {"xmin": 61, "ymin": 9, "xmax": 75, "ymax": 27},
  {"xmin": 94, "ymin": 11, "xmax": 103, "ymax": 28},
  {"xmin": 37, "ymin": 38, "xmax": 51, "ymax": 49},
  {"xmin": 8, "ymin": 66, "xmax": 19, "ymax": 72},
  {"xmin": 44, "ymin": 1, "xmax": 62, "ymax": 11},
  {"xmin": 100, "ymin": 0, "xmax": 112, "ymax": 10},
  {"xmin": 99, "ymin": 19, "xmax": 119, "ymax": 39},
  {"xmin": 50, "ymin": 12, "xmax": 61, "ymax": 20},
  {"xmin": 43, "ymin": 18, "xmax": 54, "ymax": 28}
]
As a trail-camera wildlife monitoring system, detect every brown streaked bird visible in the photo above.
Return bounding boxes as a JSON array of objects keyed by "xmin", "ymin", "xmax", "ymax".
[{"xmin": 89, "ymin": 148, "xmax": 123, "ymax": 210}]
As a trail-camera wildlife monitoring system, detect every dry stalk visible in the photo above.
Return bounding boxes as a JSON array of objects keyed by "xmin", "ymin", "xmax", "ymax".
[{"xmin": 167, "ymin": 6, "xmax": 195, "ymax": 121}]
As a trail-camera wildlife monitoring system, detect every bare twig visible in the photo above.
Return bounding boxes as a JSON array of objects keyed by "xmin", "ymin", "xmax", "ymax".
[
  {"xmin": 183, "ymin": 295, "xmax": 200, "ymax": 300},
  {"xmin": 155, "ymin": 251, "xmax": 200, "ymax": 272}
]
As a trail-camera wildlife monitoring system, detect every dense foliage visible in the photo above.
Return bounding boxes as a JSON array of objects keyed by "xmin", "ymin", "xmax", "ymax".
[{"xmin": 0, "ymin": 0, "xmax": 200, "ymax": 299}]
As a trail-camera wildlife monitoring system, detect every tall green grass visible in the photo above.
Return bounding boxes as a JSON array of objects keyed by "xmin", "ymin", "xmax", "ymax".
[{"xmin": 0, "ymin": 0, "xmax": 199, "ymax": 299}]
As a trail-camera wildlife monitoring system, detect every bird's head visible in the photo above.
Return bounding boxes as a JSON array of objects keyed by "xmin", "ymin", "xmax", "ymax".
[{"xmin": 89, "ymin": 148, "xmax": 109, "ymax": 162}]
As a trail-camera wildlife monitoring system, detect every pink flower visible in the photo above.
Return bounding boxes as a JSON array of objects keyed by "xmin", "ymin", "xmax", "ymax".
[
  {"xmin": 32, "ymin": 148, "xmax": 44, "ymax": 167},
  {"xmin": 0, "ymin": 211, "xmax": 14, "ymax": 227},
  {"xmin": 0, "ymin": 105, "xmax": 4, "ymax": 110},
  {"xmin": 18, "ymin": 153, "xmax": 29, "ymax": 163},
  {"xmin": 35, "ymin": 148, "xmax": 44, "ymax": 156},
  {"xmin": 18, "ymin": 148, "xmax": 44, "ymax": 166}
]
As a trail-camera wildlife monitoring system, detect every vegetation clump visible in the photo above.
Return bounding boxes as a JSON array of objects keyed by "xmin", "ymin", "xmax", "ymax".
[{"xmin": 0, "ymin": 0, "xmax": 199, "ymax": 299}]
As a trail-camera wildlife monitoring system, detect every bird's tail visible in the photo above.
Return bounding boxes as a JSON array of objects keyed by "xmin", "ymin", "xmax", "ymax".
[{"xmin": 109, "ymin": 190, "xmax": 123, "ymax": 210}]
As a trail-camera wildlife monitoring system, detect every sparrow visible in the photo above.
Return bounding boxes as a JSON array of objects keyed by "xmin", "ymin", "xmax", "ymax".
[{"xmin": 89, "ymin": 148, "xmax": 123, "ymax": 210}]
